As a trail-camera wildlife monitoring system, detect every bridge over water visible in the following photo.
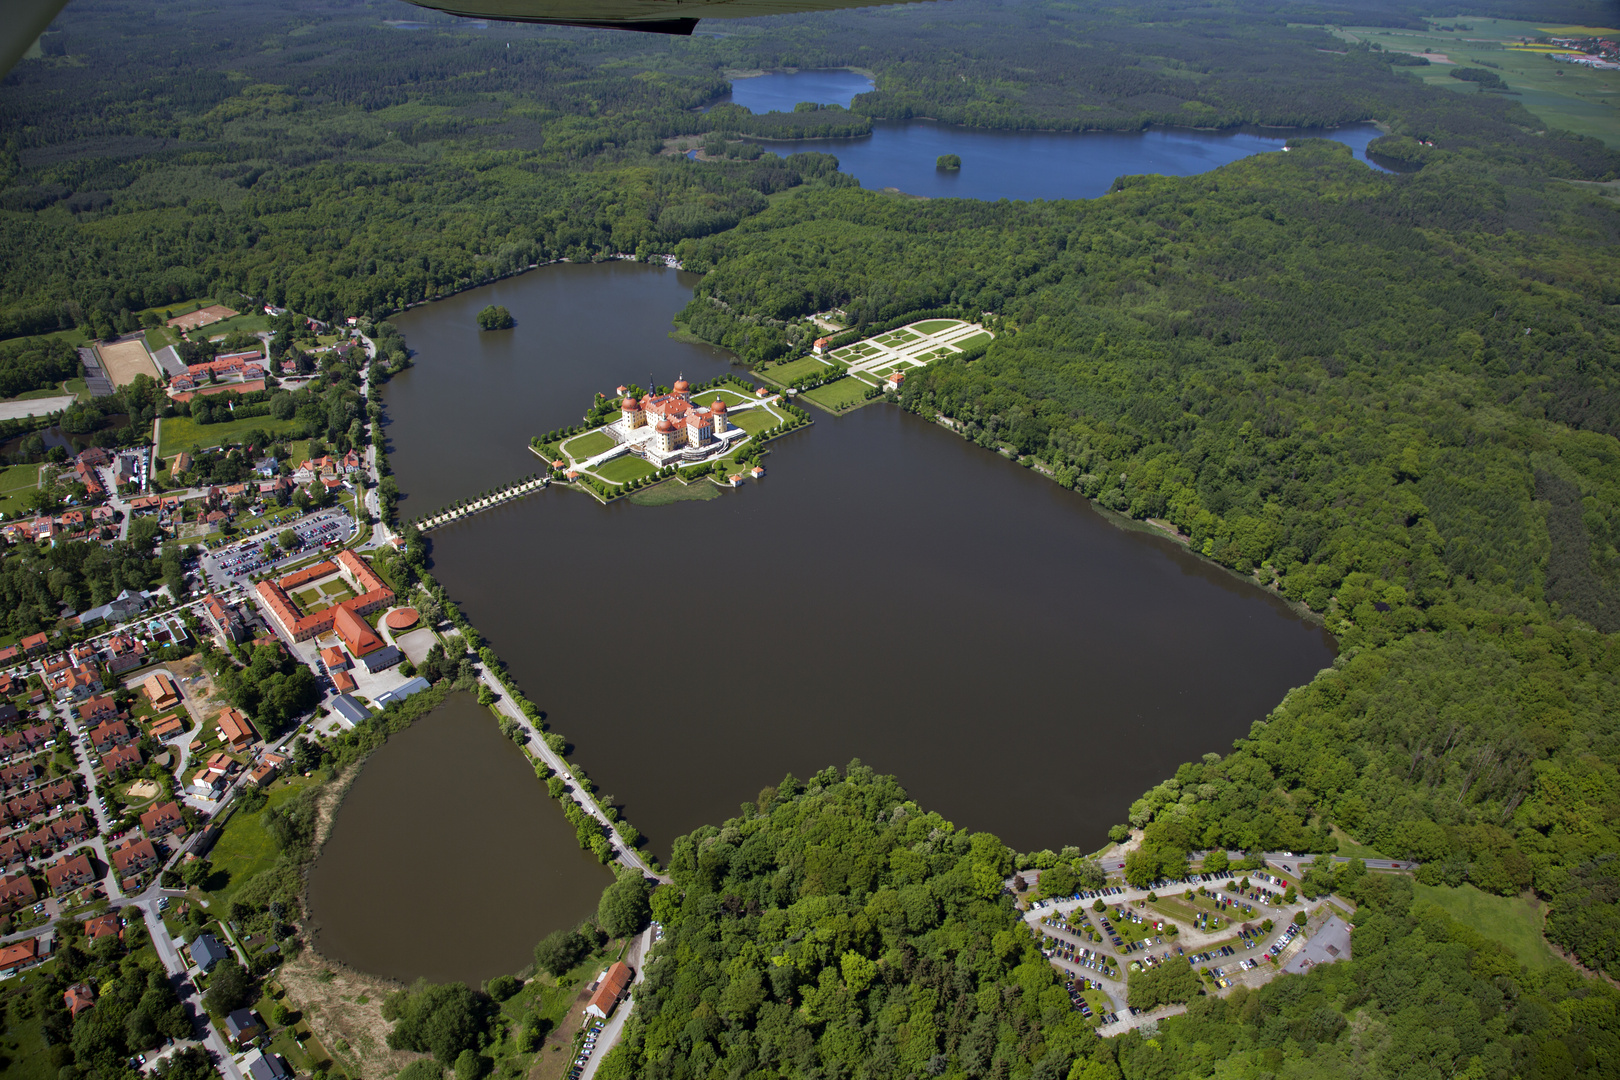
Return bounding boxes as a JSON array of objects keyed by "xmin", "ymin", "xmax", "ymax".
[{"xmin": 411, "ymin": 475, "xmax": 548, "ymax": 532}]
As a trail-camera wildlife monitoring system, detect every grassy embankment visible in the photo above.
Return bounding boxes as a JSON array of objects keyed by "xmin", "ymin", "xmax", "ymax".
[{"xmin": 1413, "ymin": 882, "xmax": 1561, "ymax": 972}]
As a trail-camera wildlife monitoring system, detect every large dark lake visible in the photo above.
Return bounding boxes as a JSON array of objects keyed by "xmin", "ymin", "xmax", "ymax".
[
  {"xmin": 722, "ymin": 69, "xmax": 1388, "ymax": 201},
  {"xmin": 384, "ymin": 264, "xmax": 1336, "ymax": 867}
]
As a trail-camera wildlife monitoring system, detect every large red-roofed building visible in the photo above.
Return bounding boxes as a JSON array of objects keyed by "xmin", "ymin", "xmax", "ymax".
[{"xmin": 255, "ymin": 551, "xmax": 393, "ymax": 644}]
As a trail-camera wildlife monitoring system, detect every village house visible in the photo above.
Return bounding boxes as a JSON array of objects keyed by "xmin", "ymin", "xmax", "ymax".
[
  {"xmin": 150, "ymin": 714, "xmax": 186, "ymax": 742},
  {"xmin": 0, "ymin": 937, "xmax": 40, "ymax": 975},
  {"xmin": 586, "ymin": 961, "xmax": 633, "ymax": 1019},
  {"xmin": 225, "ymin": 1008, "xmax": 264, "ymax": 1044},
  {"xmin": 45, "ymin": 851, "xmax": 95, "ymax": 895},
  {"xmin": 189, "ymin": 932, "xmax": 231, "ymax": 972},
  {"xmin": 0, "ymin": 777, "xmax": 76, "ymax": 826},
  {"xmin": 139, "ymin": 800, "xmax": 184, "ymax": 838},
  {"xmin": 83, "ymin": 911, "xmax": 122, "ymax": 941},
  {"xmin": 64, "ymin": 983, "xmax": 96, "ymax": 1018},
  {"xmin": 203, "ymin": 594, "xmax": 248, "ymax": 646},
  {"xmin": 20, "ymin": 633, "xmax": 49, "ymax": 656},
  {"xmin": 0, "ymin": 762, "xmax": 43, "ymax": 795},
  {"xmin": 216, "ymin": 707, "xmax": 258, "ymax": 752},
  {"xmin": 47, "ymin": 662, "xmax": 102, "ymax": 702},
  {"xmin": 102, "ymin": 634, "xmax": 148, "ymax": 674},
  {"xmin": 248, "ymin": 752, "xmax": 286, "ymax": 787},
  {"xmin": 143, "ymin": 672, "xmax": 181, "ymax": 711}
]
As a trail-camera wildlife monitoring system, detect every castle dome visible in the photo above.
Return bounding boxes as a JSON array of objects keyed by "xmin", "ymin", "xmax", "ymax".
[
  {"xmin": 655, "ymin": 418, "xmax": 676, "ymax": 433},
  {"xmin": 710, "ymin": 398, "xmax": 727, "ymax": 413},
  {"xmin": 621, "ymin": 396, "xmax": 639, "ymax": 410},
  {"xmin": 672, "ymin": 378, "xmax": 691, "ymax": 393}
]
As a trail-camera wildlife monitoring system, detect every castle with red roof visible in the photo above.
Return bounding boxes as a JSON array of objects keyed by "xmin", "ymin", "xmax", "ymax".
[{"xmin": 615, "ymin": 378, "xmax": 745, "ymax": 465}]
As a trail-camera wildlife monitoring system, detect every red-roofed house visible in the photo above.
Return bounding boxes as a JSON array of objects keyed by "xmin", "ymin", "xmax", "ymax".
[
  {"xmin": 586, "ymin": 962, "xmax": 633, "ymax": 1019},
  {"xmin": 77, "ymin": 695, "xmax": 117, "ymax": 724},
  {"xmin": 140, "ymin": 801, "xmax": 184, "ymax": 837},
  {"xmin": 64, "ymin": 983, "xmax": 95, "ymax": 1018},
  {"xmin": 143, "ymin": 672, "xmax": 180, "ymax": 711},
  {"xmin": 88, "ymin": 719, "xmax": 134, "ymax": 754},
  {"xmin": 100, "ymin": 744, "xmax": 142, "ymax": 776},
  {"xmin": 83, "ymin": 912, "xmax": 122, "ymax": 940},
  {"xmin": 216, "ymin": 708, "xmax": 258, "ymax": 752},
  {"xmin": 0, "ymin": 871, "xmax": 36, "ymax": 911},
  {"xmin": 109, "ymin": 838, "xmax": 158, "ymax": 877},
  {"xmin": 45, "ymin": 852, "xmax": 94, "ymax": 895},
  {"xmin": 0, "ymin": 937, "xmax": 39, "ymax": 974}
]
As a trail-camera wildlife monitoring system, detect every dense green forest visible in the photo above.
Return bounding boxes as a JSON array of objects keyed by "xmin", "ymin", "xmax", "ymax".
[
  {"xmin": 595, "ymin": 765, "xmax": 1620, "ymax": 1080},
  {"xmin": 664, "ymin": 26, "xmax": 1620, "ymax": 977}
]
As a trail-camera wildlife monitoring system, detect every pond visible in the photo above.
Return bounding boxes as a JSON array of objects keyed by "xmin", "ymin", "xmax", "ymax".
[
  {"xmin": 305, "ymin": 692, "xmax": 611, "ymax": 984},
  {"xmin": 389, "ymin": 263, "xmax": 1337, "ymax": 865},
  {"xmin": 724, "ymin": 68, "xmax": 1389, "ymax": 201}
]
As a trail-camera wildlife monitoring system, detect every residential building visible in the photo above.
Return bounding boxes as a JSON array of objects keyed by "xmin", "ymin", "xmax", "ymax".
[
  {"xmin": 64, "ymin": 983, "xmax": 96, "ymax": 1018},
  {"xmin": 77, "ymin": 695, "xmax": 117, "ymax": 724},
  {"xmin": 330, "ymin": 669, "xmax": 356, "ymax": 694},
  {"xmin": 140, "ymin": 801, "xmax": 184, "ymax": 837},
  {"xmin": 0, "ymin": 870, "xmax": 36, "ymax": 911},
  {"xmin": 215, "ymin": 707, "xmax": 258, "ymax": 752},
  {"xmin": 20, "ymin": 633, "xmax": 49, "ymax": 656},
  {"xmin": 48, "ymin": 662, "xmax": 102, "ymax": 702},
  {"xmin": 0, "ymin": 937, "xmax": 40, "ymax": 975},
  {"xmin": 319, "ymin": 646, "xmax": 349, "ymax": 671},
  {"xmin": 248, "ymin": 752, "xmax": 286, "ymax": 787},
  {"xmin": 109, "ymin": 838, "xmax": 158, "ymax": 877},
  {"xmin": 225, "ymin": 1008, "xmax": 264, "ymax": 1044},
  {"xmin": 0, "ymin": 723, "xmax": 56, "ymax": 762},
  {"xmin": 150, "ymin": 714, "xmax": 186, "ymax": 742},
  {"xmin": 100, "ymin": 744, "xmax": 143, "ymax": 775},
  {"xmin": 103, "ymin": 634, "xmax": 148, "ymax": 675},
  {"xmin": 190, "ymin": 932, "xmax": 231, "ymax": 972},
  {"xmin": 83, "ymin": 912, "xmax": 122, "ymax": 941},
  {"xmin": 143, "ymin": 672, "xmax": 181, "ymax": 711},
  {"xmin": 586, "ymin": 961, "xmax": 633, "ymax": 1019},
  {"xmin": 245, "ymin": 1052, "xmax": 293, "ymax": 1080},
  {"xmin": 88, "ymin": 719, "xmax": 134, "ymax": 754},
  {"xmin": 45, "ymin": 852, "xmax": 95, "ymax": 895}
]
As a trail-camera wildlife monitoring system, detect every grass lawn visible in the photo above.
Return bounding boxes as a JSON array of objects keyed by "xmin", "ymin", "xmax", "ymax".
[
  {"xmin": 203, "ymin": 312, "xmax": 272, "ymax": 338},
  {"xmin": 595, "ymin": 455, "xmax": 656, "ymax": 484},
  {"xmin": 763, "ymin": 355, "xmax": 839, "ymax": 384},
  {"xmin": 1414, "ymin": 882, "xmax": 1559, "ymax": 971},
  {"xmin": 206, "ymin": 776, "xmax": 319, "ymax": 904},
  {"xmin": 728, "ymin": 407, "xmax": 780, "ymax": 434},
  {"xmin": 1, "ymin": 965, "xmax": 59, "ymax": 1080},
  {"xmin": 801, "ymin": 377, "xmax": 874, "ymax": 412},
  {"xmin": 704, "ymin": 388, "xmax": 756, "ymax": 407},
  {"xmin": 144, "ymin": 326, "xmax": 182, "ymax": 352},
  {"xmin": 850, "ymin": 371, "xmax": 881, "ymax": 387},
  {"xmin": 158, "ymin": 414, "xmax": 301, "ymax": 457},
  {"xmin": 562, "ymin": 430, "xmax": 616, "ymax": 461},
  {"xmin": 911, "ymin": 319, "xmax": 962, "ymax": 334},
  {"xmin": 952, "ymin": 332, "xmax": 993, "ymax": 351},
  {"xmin": 0, "ymin": 463, "xmax": 40, "ymax": 518}
]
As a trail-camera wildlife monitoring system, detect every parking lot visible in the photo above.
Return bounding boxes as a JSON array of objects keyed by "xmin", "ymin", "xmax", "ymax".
[{"xmin": 205, "ymin": 512, "xmax": 354, "ymax": 581}]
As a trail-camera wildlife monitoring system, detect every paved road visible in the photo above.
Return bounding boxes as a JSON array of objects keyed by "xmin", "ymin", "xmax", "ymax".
[
  {"xmin": 473, "ymin": 662, "xmax": 663, "ymax": 883},
  {"xmin": 139, "ymin": 897, "xmax": 247, "ymax": 1080},
  {"xmin": 1092, "ymin": 850, "xmax": 1417, "ymax": 878}
]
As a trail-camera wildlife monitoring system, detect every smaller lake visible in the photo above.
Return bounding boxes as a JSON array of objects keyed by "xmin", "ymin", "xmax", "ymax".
[
  {"xmin": 306, "ymin": 692, "xmax": 611, "ymax": 985},
  {"xmin": 721, "ymin": 69, "xmax": 874, "ymax": 112},
  {"xmin": 724, "ymin": 69, "xmax": 1388, "ymax": 201}
]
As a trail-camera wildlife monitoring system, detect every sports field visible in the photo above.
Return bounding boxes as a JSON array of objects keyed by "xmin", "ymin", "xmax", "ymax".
[
  {"xmin": 167, "ymin": 304, "xmax": 239, "ymax": 331},
  {"xmin": 98, "ymin": 339, "xmax": 160, "ymax": 387}
]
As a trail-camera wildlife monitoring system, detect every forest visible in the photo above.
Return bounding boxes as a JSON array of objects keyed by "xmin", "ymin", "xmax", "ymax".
[{"xmin": 593, "ymin": 764, "xmax": 1620, "ymax": 1080}]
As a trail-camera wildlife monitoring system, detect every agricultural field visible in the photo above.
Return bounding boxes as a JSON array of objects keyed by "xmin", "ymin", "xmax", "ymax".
[{"xmin": 1332, "ymin": 19, "xmax": 1620, "ymax": 145}]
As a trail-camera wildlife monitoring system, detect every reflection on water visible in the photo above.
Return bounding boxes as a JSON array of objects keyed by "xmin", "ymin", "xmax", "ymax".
[
  {"xmin": 397, "ymin": 263, "xmax": 1336, "ymax": 862},
  {"xmin": 719, "ymin": 69, "xmax": 874, "ymax": 112}
]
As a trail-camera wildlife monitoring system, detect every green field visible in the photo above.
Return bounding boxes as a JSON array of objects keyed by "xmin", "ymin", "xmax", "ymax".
[
  {"xmin": 562, "ymin": 430, "xmax": 616, "ymax": 461},
  {"xmin": 704, "ymin": 388, "xmax": 756, "ymax": 407},
  {"xmin": 202, "ymin": 312, "xmax": 273, "ymax": 339},
  {"xmin": 207, "ymin": 777, "xmax": 319, "ymax": 904},
  {"xmin": 595, "ymin": 454, "xmax": 656, "ymax": 484},
  {"xmin": 144, "ymin": 326, "xmax": 182, "ymax": 352},
  {"xmin": 801, "ymin": 377, "xmax": 874, "ymax": 413},
  {"xmin": 0, "ymin": 463, "xmax": 41, "ymax": 518},
  {"xmin": 911, "ymin": 319, "xmax": 963, "ymax": 334},
  {"xmin": 728, "ymin": 407, "xmax": 780, "ymax": 434},
  {"xmin": 953, "ymin": 332, "xmax": 993, "ymax": 351},
  {"xmin": 158, "ymin": 414, "xmax": 301, "ymax": 457},
  {"xmin": 765, "ymin": 355, "xmax": 840, "ymax": 384},
  {"xmin": 1334, "ymin": 20, "xmax": 1620, "ymax": 146},
  {"xmin": 1413, "ymin": 882, "xmax": 1559, "ymax": 971}
]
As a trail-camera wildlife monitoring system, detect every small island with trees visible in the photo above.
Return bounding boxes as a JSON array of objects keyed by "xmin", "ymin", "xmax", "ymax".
[
  {"xmin": 476, "ymin": 304, "xmax": 514, "ymax": 330},
  {"xmin": 936, "ymin": 153, "xmax": 962, "ymax": 170}
]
